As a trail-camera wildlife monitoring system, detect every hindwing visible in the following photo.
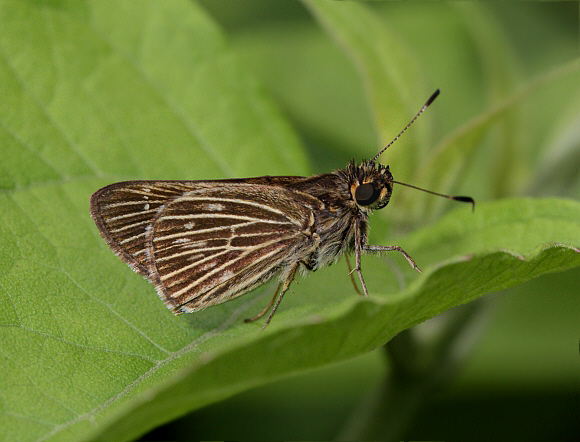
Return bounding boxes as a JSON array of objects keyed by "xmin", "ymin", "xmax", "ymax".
[{"xmin": 91, "ymin": 180, "xmax": 323, "ymax": 313}]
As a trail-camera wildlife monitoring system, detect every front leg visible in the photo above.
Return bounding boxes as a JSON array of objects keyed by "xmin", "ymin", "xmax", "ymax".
[
  {"xmin": 362, "ymin": 244, "xmax": 422, "ymax": 273},
  {"xmin": 354, "ymin": 217, "xmax": 422, "ymax": 296},
  {"xmin": 354, "ymin": 217, "xmax": 369, "ymax": 296}
]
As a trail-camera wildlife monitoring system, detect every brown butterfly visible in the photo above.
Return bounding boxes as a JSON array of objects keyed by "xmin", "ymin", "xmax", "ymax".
[{"xmin": 90, "ymin": 89, "xmax": 474, "ymax": 328}]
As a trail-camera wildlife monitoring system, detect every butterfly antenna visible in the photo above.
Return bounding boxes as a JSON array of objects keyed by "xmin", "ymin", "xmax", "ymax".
[
  {"xmin": 372, "ymin": 89, "xmax": 440, "ymax": 162},
  {"xmin": 393, "ymin": 180, "xmax": 475, "ymax": 211}
]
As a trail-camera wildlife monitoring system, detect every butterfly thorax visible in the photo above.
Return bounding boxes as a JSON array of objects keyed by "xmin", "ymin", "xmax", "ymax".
[{"xmin": 287, "ymin": 160, "xmax": 394, "ymax": 271}]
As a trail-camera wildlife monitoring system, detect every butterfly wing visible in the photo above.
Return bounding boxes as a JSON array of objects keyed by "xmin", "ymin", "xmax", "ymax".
[
  {"xmin": 91, "ymin": 180, "xmax": 323, "ymax": 313},
  {"xmin": 91, "ymin": 181, "xmax": 198, "ymax": 277}
]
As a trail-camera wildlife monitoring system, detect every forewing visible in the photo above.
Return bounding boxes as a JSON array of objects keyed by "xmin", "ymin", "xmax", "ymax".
[
  {"xmin": 90, "ymin": 181, "xmax": 197, "ymax": 276},
  {"xmin": 146, "ymin": 183, "xmax": 322, "ymax": 313}
]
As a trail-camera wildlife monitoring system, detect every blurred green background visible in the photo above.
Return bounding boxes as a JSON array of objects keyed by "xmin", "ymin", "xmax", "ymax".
[{"xmin": 139, "ymin": 1, "xmax": 579, "ymax": 440}]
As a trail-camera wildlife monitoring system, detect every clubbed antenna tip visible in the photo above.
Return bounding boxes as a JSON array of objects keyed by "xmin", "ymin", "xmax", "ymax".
[
  {"xmin": 453, "ymin": 195, "xmax": 475, "ymax": 212},
  {"xmin": 393, "ymin": 180, "xmax": 475, "ymax": 212},
  {"xmin": 426, "ymin": 88, "xmax": 440, "ymax": 107},
  {"xmin": 373, "ymin": 89, "xmax": 441, "ymax": 162}
]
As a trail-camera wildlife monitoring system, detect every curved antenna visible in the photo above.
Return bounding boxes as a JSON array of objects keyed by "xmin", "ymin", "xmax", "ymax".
[{"xmin": 372, "ymin": 89, "xmax": 440, "ymax": 162}]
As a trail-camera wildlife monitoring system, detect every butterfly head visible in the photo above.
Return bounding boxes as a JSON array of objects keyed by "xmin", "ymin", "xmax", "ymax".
[
  {"xmin": 349, "ymin": 160, "xmax": 393, "ymax": 212},
  {"xmin": 345, "ymin": 90, "xmax": 443, "ymax": 214}
]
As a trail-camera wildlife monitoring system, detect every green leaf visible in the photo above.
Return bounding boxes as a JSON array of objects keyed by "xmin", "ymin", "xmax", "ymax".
[
  {"xmin": 83, "ymin": 199, "xmax": 580, "ymax": 441},
  {"xmin": 0, "ymin": 0, "xmax": 308, "ymax": 190},
  {"xmin": 1, "ymin": 1, "xmax": 579, "ymax": 441},
  {"xmin": 2, "ymin": 180, "xmax": 579, "ymax": 441}
]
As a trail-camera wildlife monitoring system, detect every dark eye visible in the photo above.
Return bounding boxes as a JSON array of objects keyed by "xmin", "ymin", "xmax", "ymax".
[{"xmin": 355, "ymin": 183, "xmax": 380, "ymax": 206}]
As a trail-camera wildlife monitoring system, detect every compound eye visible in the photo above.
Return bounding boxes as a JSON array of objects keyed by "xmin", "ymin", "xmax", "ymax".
[{"xmin": 355, "ymin": 182, "xmax": 380, "ymax": 206}]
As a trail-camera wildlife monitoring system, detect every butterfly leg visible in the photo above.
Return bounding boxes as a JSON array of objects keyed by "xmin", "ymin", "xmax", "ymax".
[
  {"xmin": 244, "ymin": 283, "xmax": 282, "ymax": 323},
  {"xmin": 354, "ymin": 218, "xmax": 422, "ymax": 296},
  {"xmin": 362, "ymin": 244, "xmax": 422, "ymax": 273},
  {"xmin": 244, "ymin": 262, "xmax": 299, "ymax": 329},
  {"xmin": 261, "ymin": 262, "xmax": 299, "ymax": 329},
  {"xmin": 344, "ymin": 254, "xmax": 363, "ymax": 295},
  {"xmin": 353, "ymin": 218, "xmax": 369, "ymax": 297}
]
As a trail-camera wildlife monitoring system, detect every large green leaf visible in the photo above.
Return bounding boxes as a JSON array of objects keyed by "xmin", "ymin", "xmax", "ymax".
[
  {"xmin": 1, "ymin": 1, "xmax": 579, "ymax": 441},
  {"xmin": 3, "ymin": 185, "xmax": 578, "ymax": 441}
]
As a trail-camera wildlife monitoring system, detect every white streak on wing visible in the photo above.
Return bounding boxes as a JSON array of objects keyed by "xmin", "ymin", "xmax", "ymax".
[
  {"xmin": 187, "ymin": 253, "xmax": 206, "ymax": 262},
  {"xmin": 153, "ymin": 240, "xmax": 212, "ymax": 262},
  {"xmin": 216, "ymin": 270, "xmax": 234, "ymax": 284},
  {"xmin": 110, "ymin": 219, "xmax": 151, "ymax": 235},
  {"xmin": 103, "ymin": 199, "xmax": 164, "ymax": 208},
  {"xmin": 206, "ymin": 203, "xmax": 224, "ymax": 211},
  {"xmin": 145, "ymin": 224, "xmax": 154, "ymax": 266},
  {"xmin": 154, "ymin": 218, "xmax": 295, "ymax": 243},
  {"xmin": 159, "ymin": 214, "xmax": 275, "ymax": 221},
  {"xmin": 186, "ymin": 239, "xmax": 207, "ymax": 248},
  {"xmin": 106, "ymin": 208, "xmax": 159, "ymax": 222},
  {"xmin": 155, "ymin": 222, "xmax": 243, "ymax": 242},
  {"xmin": 179, "ymin": 196, "xmax": 285, "ymax": 216},
  {"xmin": 196, "ymin": 260, "xmax": 218, "ymax": 273},
  {"xmin": 118, "ymin": 231, "xmax": 147, "ymax": 245},
  {"xmin": 154, "ymin": 245, "xmax": 224, "ymax": 263}
]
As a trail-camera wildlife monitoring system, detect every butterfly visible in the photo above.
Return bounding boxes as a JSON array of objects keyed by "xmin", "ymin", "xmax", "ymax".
[{"xmin": 90, "ymin": 89, "xmax": 473, "ymax": 328}]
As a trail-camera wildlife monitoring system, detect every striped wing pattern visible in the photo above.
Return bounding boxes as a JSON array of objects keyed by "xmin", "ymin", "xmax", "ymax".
[
  {"xmin": 90, "ymin": 182, "xmax": 196, "ymax": 277},
  {"xmin": 91, "ymin": 181, "xmax": 322, "ymax": 313}
]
